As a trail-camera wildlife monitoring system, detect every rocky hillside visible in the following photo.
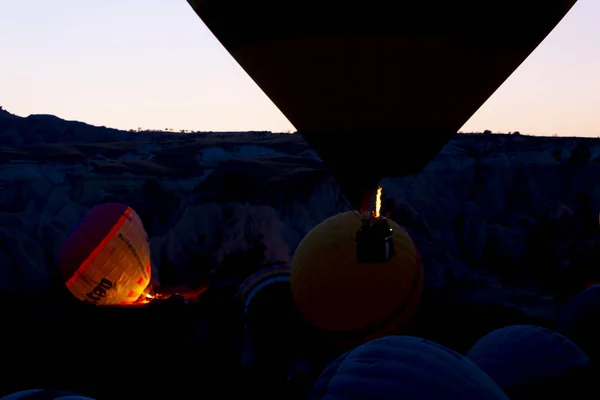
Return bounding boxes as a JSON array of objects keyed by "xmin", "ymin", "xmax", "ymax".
[{"xmin": 1, "ymin": 108, "xmax": 600, "ymax": 324}]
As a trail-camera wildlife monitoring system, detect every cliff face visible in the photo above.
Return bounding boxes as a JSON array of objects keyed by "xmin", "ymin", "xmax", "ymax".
[{"xmin": 2, "ymin": 109, "xmax": 600, "ymax": 323}]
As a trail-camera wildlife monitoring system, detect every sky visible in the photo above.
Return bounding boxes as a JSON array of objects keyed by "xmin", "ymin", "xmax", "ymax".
[{"xmin": 1, "ymin": 0, "xmax": 599, "ymax": 136}]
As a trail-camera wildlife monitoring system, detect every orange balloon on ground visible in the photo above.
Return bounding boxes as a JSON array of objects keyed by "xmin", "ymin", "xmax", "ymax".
[
  {"xmin": 291, "ymin": 211, "xmax": 423, "ymax": 347},
  {"xmin": 59, "ymin": 203, "xmax": 152, "ymax": 305}
]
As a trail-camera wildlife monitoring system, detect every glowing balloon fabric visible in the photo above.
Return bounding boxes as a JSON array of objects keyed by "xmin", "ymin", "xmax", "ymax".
[
  {"xmin": 59, "ymin": 203, "xmax": 151, "ymax": 305},
  {"xmin": 291, "ymin": 211, "xmax": 423, "ymax": 346}
]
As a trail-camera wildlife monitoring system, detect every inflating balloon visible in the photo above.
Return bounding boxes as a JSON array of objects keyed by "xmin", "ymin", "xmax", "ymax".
[
  {"xmin": 467, "ymin": 325, "xmax": 590, "ymax": 399},
  {"xmin": 187, "ymin": 0, "xmax": 577, "ymax": 210},
  {"xmin": 291, "ymin": 211, "xmax": 423, "ymax": 347},
  {"xmin": 59, "ymin": 203, "xmax": 152, "ymax": 305},
  {"xmin": 309, "ymin": 336, "xmax": 508, "ymax": 400},
  {"xmin": 556, "ymin": 284, "xmax": 600, "ymax": 362},
  {"xmin": 0, "ymin": 390, "xmax": 95, "ymax": 400}
]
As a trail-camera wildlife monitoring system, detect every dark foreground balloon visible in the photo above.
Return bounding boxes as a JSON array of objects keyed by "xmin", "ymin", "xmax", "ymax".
[
  {"xmin": 237, "ymin": 264, "xmax": 318, "ymax": 394},
  {"xmin": 467, "ymin": 325, "xmax": 590, "ymax": 398},
  {"xmin": 187, "ymin": 0, "xmax": 577, "ymax": 209},
  {"xmin": 291, "ymin": 212, "xmax": 423, "ymax": 347},
  {"xmin": 237, "ymin": 264, "xmax": 292, "ymax": 317},
  {"xmin": 59, "ymin": 203, "xmax": 152, "ymax": 305},
  {"xmin": 237, "ymin": 264, "xmax": 303, "ymax": 351},
  {"xmin": 309, "ymin": 335, "xmax": 508, "ymax": 400},
  {"xmin": 556, "ymin": 284, "xmax": 600, "ymax": 362},
  {"xmin": 0, "ymin": 390, "xmax": 94, "ymax": 400}
]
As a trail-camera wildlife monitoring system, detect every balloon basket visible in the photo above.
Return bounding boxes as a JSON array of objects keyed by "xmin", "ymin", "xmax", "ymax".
[{"xmin": 355, "ymin": 216, "xmax": 395, "ymax": 263}]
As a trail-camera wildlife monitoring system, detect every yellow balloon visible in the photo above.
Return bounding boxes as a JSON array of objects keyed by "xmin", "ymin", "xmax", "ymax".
[{"xmin": 291, "ymin": 211, "xmax": 423, "ymax": 346}]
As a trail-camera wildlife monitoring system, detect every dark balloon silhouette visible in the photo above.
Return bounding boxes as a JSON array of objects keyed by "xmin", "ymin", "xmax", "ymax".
[
  {"xmin": 0, "ymin": 390, "xmax": 94, "ymax": 400},
  {"xmin": 309, "ymin": 336, "xmax": 509, "ymax": 399},
  {"xmin": 556, "ymin": 284, "xmax": 600, "ymax": 363},
  {"xmin": 237, "ymin": 264, "xmax": 299, "ymax": 357},
  {"xmin": 467, "ymin": 325, "xmax": 590, "ymax": 399},
  {"xmin": 186, "ymin": 0, "xmax": 577, "ymax": 210}
]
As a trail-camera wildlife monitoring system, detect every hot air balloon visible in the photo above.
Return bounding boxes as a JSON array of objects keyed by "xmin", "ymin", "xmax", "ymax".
[
  {"xmin": 291, "ymin": 211, "xmax": 423, "ymax": 347},
  {"xmin": 236, "ymin": 265, "xmax": 316, "ymax": 364},
  {"xmin": 556, "ymin": 284, "xmax": 600, "ymax": 362},
  {"xmin": 237, "ymin": 264, "xmax": 292, "ymax": 318},
  {"xmin": 467, "ymin": 325, "xmax": 590, "ymax": 399},
  {"xmin": 59, "ymin": 203, "xmax": 152, "ymax": 305},
  {"xmin": 0, "ymin": 390, "xmax": 95, "ymax": 400},
  {"xmin": 236, "ymin": 264, "xmax": 314, "ymax": 392},
  {"xmin": 186, "ymin": 0, "xmax": 578, "ymax": 210},
  {"xmin": 237, "ymin": 264, "xmax": 296, "ymax": 351},
  {"xmin": 309, "ymin": 336, "xmax": 509, "ymax": 400}
]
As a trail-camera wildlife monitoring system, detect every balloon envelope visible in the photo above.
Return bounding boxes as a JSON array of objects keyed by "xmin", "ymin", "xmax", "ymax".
[
  {"xmin": 0, "ymin": 390, "xmax": 95, "ymax": 400},
  {"xmin": 237, "ymin": 264, "xmax": 292, "ymax": 316},
  {"xmin": 237, "ymin": 264, "xmax": 309, "ymax": 369},
  {"xmin": 467, "ymin": 325, "xmax": 590, "ymax": 398},
  {"xmin": 59, "ymin": 203, "xmax": 151, "ymax": 305},
  {"xmin": 291, "ymin": 211, "xmax": 423, "ymax": 347},
  {"xmin": 237, "ymin": 265, "xmax": 299, "ymax": 344},
  {"xmin": 556, "ymin": 284, "xmax": 600, "ymax": 361},
  {"xmin": 309, "ymin": 335, "xmax": 508, "ymax": 400},
  {"xmin": 186, "ymin": 0, "xmax": 577, "ymax": 208}
]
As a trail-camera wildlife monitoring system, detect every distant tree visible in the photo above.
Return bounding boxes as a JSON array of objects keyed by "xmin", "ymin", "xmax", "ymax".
[
  {"xmin": 483, "ymin": 129, "xmax": 492, "ymax": 135},
  {"xmin": 513, "ymin": 131, "xmax": 521, "ymax": 135}
]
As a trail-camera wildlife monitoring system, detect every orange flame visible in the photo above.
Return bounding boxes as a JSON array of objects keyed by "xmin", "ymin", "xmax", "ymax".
[
  {"xmin": 375, "ymin": 186, "xmax": 382, "ymax": 218},
  {"xmin": 132, "ymin": 293, "xmax": 153, "ymax": 304}
]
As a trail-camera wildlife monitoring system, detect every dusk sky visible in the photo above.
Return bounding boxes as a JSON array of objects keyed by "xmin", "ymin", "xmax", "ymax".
[{"xmin": 1, "ymin": 0, "xmax": 598, "ymax": 136}]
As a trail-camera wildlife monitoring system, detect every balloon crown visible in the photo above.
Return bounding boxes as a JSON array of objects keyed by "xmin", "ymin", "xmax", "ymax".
[{"xmin": 355, "ymin": 216, "xmax": 395, "ymax": 263}]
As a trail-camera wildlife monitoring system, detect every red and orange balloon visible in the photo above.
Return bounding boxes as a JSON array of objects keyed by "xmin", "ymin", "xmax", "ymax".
[{"xmin": 59, "ymin": 203, "xmax": 152, "ymax": 305}]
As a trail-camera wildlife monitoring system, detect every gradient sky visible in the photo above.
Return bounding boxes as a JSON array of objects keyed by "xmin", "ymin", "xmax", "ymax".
[{"xmin": 1, "ymin": 1, "xmax": 599, "ymax": 136}]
